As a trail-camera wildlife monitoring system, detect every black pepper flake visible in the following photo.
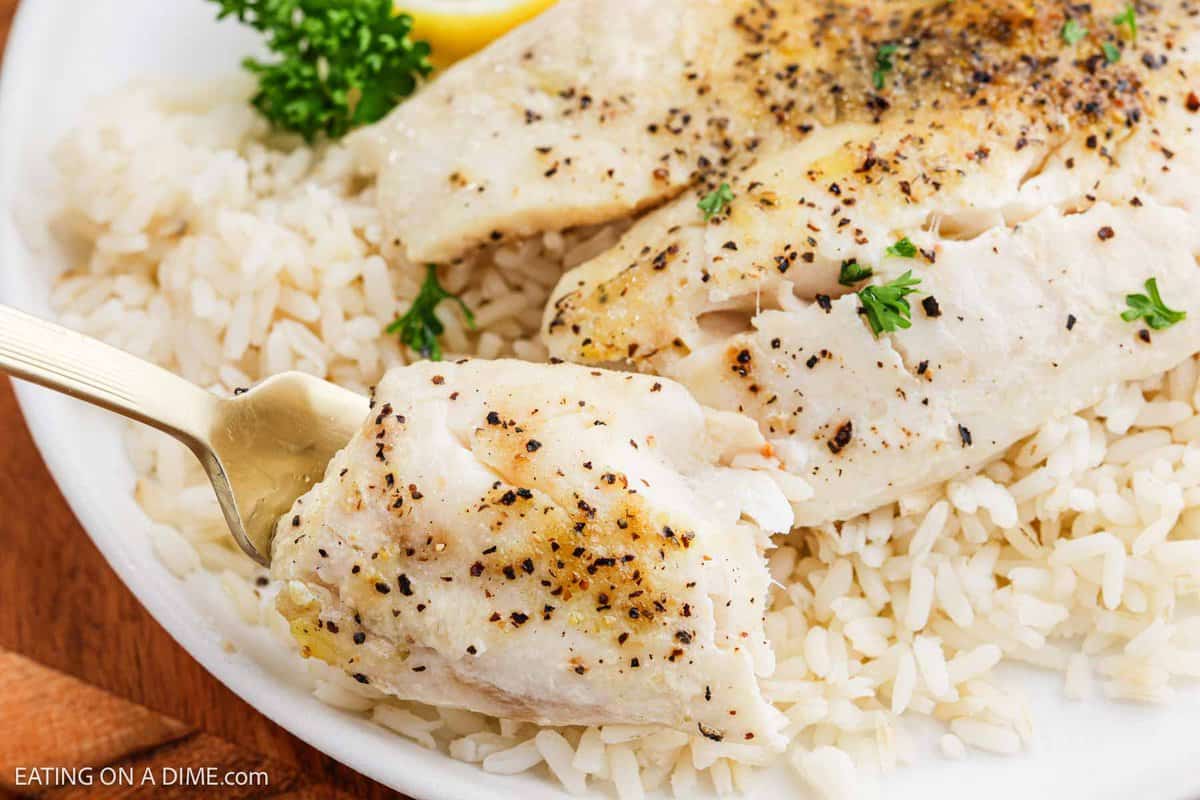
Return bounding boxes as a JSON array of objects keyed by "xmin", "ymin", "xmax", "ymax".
[
  {"xmin": 1188, "ymin": 92, "xmax": 1200, "ymax": 113},
  {"xmin": 397, "ymin": 574, "xmax": 414, "ymax": 596},
  {"xmin": 525, "ymin": 440, "xmax": 542, "ymax": 453},
  {"xmin": 326, "ymin": 621, "xmax": 339, "ymax": 633},
  {"xmin": 816, "ymin": 294, "xmax": 832, "ymax": 313},
  {"xmin": 291, "ymin": 515, "xmax": 300, "ymax": 527},
  {"xmin": 630, "ymin": 658, "xmax": 640, "ymax": 668},
  {"xmin": 805, "ymin": 354, "xmax": 819, "ymax": 369},
  {"xmin": 467, "ymin": 645, "xmax": 477, "ymax": 655},
  {"xmin": 352, "ymin": 673, "xmax": 370, "ymax": 684},
  {"xmin": 958, "ymin": 425, "xmax": 973, "ymax": 447},
  {"xmin": 503, "ymin": 565, "xmax": 517, "ymax": 580},
  {"xmin": 521, "ymin": 558, "xmax": 535, "ymax": 574},
  {"xmin": 374, "ymin": 582, "xmax": 391, "ymax": 594},
  {"xmin": 1066, "ymin": 314, "xmax": 1077, "ymax": 331},
  {"xmin": 510, "ymin": 612, "xmax": 529, "ymax": 626},
  {"xmin": 353, "ymin": 632, "xmax": 366, "ymax": 645},
  {"xmin": 917, "ymin": 360, "xmax": 929, "ymax": 375},
  {"xmin": 675, "ymin": 630, "xmax": 693, "ymax": 644},
  {"xmin": 921, "ymin": 296, "xmax": 942, "ymax": 318},
  {"xmin": 698, "ymin": 723, "xmax": 724, "ymax": 742},
  {"xmin": 705, "ymin": 685, "xmax": 712, "ymax": 701},
  {"xmin": 1138, "ymin": 328, "xmax": 1152, "ymax": 343},
  {"xmin": 1097, "ymin": 226, "xmax": 1115, "ymax": 241},
  {"xmin": 470, "ymin": 561, "xmax": 484, "ymax": 577},
  {"xmin": 486, "ymin": 411, "xmax": 502, "ymax": 425},
  {"xmin": 828, "ymin": 421, "xmax": 853, "ymax": 454}
]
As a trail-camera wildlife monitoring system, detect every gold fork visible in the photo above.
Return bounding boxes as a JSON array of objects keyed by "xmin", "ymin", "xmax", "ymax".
[{"xmin": 0, "ymin": 304, "xmax": 368, "ymax": 565}]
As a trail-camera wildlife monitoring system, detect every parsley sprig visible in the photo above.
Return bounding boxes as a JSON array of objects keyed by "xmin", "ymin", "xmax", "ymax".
[
  {"xmin": 386, "ymin": 265, "xmax": 475, "ymax": 361},
  {"xmin": 858, "ymin": 271, "xmax": 922, "ymax": 336},
  {"xmin": 698, "ymin": 183, "xmax": 735, "ymax": 221},
  {"xmin": 1121, "ymin": 278, "xmax": 1186, "ymax": 330},
  {"xmin": 211, "ymin": 0, "xmax": 433, "ymax": 141}
]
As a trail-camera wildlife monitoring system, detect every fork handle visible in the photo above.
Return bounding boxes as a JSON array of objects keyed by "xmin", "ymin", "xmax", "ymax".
[{"xmin": 0, "ymin": 304, "xmax": 218, "ymax": 449}]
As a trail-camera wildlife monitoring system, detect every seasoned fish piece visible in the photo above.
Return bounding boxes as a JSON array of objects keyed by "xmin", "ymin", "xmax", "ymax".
[
  {"xmin": 544, "ymin": 0, "xmax": 1200, "ymax": 524},
  {"xmin": 352, "ymin": 0, "xmax": 828, "ymax": 263},
  {"xmin": 271, "ymin": 359, "xmax": 794, "ymax": 746}
]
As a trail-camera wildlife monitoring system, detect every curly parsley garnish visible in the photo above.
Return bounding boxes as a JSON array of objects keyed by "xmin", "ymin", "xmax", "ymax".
[
  {"xmin": 885, "ymin": 237, "xmax": 917, "ymax": 258},
  {"xmin": 872, "ymin": 43, "xmax": 899, "ymax": 90},
  {"xmin": 858, "ymin": 271, "xmax": 922, "ymax": 336},
  {"xmin": 698, "ymin": 183, "xmax": 735, "ymax": 221},
  {"xmin": 1061, "ymin": 19, "xmax": 1088, "ymax": 45},
  {"xmin": 838, "ymin": 259, "xmax": 874, "ymax": 286},
  {"xmin": 211, "ymin": 0, "xmax": 433, "ymax": 141},
  {"xmin": 386, "ymin": 265, "xmax": 475, "ymax": 361},
  {"xmin": 1113, "ymin": 4, "xmax": 1138, "ymax": 41},
  {"xmin": 1121, "ymin": 278, "xmax": 1186, "ymax": 330}
]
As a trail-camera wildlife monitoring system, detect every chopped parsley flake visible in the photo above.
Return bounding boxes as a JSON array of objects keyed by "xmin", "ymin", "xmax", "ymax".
[
  {"xmin": 1102, "ymin": 41, "xmax": 1121, "ymax": 63},
  {"xmin": 1061, "ymin": 19, "xmax": 1088, "ymax": 45},
  {"xmin": 698, "ymin": 183, "xmax": 734, "ymax": 220},
  {"xmin": 838, "ymin": 259, "xmax": 874, "ymax": 286},
  {"xmin": 1113, "ymin": 4, "xmax": 1138, "ymax": 41},
  {"xmin": 1121, "ymin": 278, "xmax": 1186, "ymax": 330},
  {"xmin": 858, "ymin": 271, "xmax": 922, "ymax": 336},
  {"xmin": 872, "ymin": 43, "xmax": 899, "ymax": 90},
  {"xmin": 386, "ymin": 265, "xmax": 475, "ymax": 361},
  {"xmin": 885, "ymin": 237, "xmax": 918, "ymax": 258}
]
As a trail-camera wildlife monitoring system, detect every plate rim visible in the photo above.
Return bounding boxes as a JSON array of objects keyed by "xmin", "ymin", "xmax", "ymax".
[{"xmin": 5, "ymin": 4, "xmax": 1200, "ymax": 800}]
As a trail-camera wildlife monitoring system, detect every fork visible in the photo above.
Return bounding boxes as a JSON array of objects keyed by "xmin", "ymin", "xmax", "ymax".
[{"xmin": 0, "ymin": 303, "xmax": 368, "ymax": 565}]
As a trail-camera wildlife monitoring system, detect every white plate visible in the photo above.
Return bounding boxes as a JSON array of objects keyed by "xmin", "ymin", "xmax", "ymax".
[{"xmin": 1, "ymin": 2, "xmax": 1198, "ymax": 799}]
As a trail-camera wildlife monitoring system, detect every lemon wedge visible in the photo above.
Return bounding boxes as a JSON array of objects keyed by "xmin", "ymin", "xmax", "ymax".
[{"xmin": 400, "ymin": 0, "xmax": 559, "ymax": 68}]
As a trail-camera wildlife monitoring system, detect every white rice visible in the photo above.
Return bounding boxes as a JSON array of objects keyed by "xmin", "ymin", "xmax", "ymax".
[{"xmin": 48, "ymin": 80, "xmax": 1200, "ymax": 798}]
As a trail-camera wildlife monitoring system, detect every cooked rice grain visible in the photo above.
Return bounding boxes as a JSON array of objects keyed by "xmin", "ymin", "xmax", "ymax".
[{"xmin": 50, "ymin": 81, "xmax": 1200, "ymax": 799}]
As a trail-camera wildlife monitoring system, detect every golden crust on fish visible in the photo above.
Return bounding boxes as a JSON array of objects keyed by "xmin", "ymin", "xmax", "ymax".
[{"xmin": 543, "ymin": 0, "xmax": 1200, "ymax": 523}]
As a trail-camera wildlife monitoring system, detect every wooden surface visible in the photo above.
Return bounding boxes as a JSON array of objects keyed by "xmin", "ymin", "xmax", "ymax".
[
  {"xmin": 0, "ymin": 2, "xmax": 399, "ymax": 797},
  {"xmin": 0, "ymin": 650, "xmax": 342, "ymax": 799}
]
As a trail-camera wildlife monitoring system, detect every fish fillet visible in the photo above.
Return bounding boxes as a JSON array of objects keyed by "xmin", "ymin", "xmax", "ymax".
[
  {"xmin": 271, "ymin": 359, "xmax": 794, "ymax": 746},
  {"xmin": 543, "ymin": 0, "xmax": 1200, "ymax": 524},
  {"xmin": 352, "ymin": 0, "xmax": 829, "ymax": 263}
]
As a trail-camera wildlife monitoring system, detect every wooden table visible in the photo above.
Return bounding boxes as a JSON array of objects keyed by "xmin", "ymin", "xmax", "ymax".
[{"xmin": 0, "ymin": 3, "xmax": 397, "ymax": 797}]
